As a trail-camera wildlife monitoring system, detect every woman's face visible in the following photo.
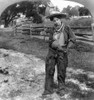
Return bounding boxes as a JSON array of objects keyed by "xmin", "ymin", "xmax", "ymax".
[{"xmin": 53, "ymin": 17, "xmax": 62, "ymax": 26}]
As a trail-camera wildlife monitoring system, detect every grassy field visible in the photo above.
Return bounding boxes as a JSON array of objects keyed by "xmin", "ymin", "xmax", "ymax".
[
  {"xmin": 0, "ymin": 30, "xmax": 94, "ymax": 99},
  {"xmin": 0, "ymin": 34, "xmax": 94, "ymax": 70}
]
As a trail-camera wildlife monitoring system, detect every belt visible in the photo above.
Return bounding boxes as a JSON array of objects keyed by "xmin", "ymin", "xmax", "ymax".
[{"xmin": 49, "ymin": 45, "xmax": 67, "ymax": 53}]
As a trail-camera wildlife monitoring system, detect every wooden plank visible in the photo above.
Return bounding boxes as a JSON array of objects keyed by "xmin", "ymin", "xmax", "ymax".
[
  {"xmin": 75, "ymin": 33, "xmax": 93, "ymax": 36},
  {"xmin": 76, "ymin": 37, "xmax": 94, "ymax": 42},
  {"xmin": 71, "ymin": 26, "xmax": 91, "ymax": 29}
]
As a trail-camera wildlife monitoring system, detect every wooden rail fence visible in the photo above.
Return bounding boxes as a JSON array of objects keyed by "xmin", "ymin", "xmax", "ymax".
[{"xmin": 14, "ymin": 24, "xmax": 94, "ymax": 44}]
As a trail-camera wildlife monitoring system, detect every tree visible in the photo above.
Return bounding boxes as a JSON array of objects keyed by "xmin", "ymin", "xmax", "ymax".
[
  {"xmin": 1, "ymin": 4, "xmax": 19, "ymax": 27},
  {"xmin": 70, "ymin": 7, "xmax": 79, "ymax": 16},
  {"xmin": 31, "ymin": 0, "xmax": 50, "ymax": 6},
  {"xmin": 1, "ymin": 0, "xmax": 50, "ymax": 27},
  {"xmin": 78, "ymin": 7, "xmax": 91, "ymax": 16},
  {"xmin": 62, "ymin": 5, "xmax": 79, "ymax": 17},
  {"xmin": 62, "ymin": 6, "xmax": 72, "ymax": 17}
]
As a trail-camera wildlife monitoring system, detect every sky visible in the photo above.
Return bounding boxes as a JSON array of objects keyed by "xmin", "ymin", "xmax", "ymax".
[{"xmin": 50, "ymin": 0, "xmax": 83, "ymax": 11}]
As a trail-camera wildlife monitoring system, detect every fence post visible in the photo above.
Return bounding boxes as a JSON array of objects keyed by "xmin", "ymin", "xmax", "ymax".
[
  {"xmin": 13, "ymin": 25, "xmax": 16, "ymax": 36},
  {"xmin": 30, "ymin": 25, "xmax": 33, "ymax": 38},
  {"xmin": 91, "ymin": 22, "xmax": 94, "ymax": 41}
]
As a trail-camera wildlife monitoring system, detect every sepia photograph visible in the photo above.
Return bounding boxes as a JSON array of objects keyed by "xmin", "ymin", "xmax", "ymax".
[{"xmin": 0, "ymin": 0, "xmax": 94, "ymax": 100}]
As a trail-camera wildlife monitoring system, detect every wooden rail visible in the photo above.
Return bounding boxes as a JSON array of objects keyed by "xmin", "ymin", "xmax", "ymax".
[
  {"xmin": 71, "ymin": 26, "xmax": 91, "ymax": 30},
  {"xmin": 15, "ymin": 25, "xmax": 92, "ymax": 34},
  {"xmin": 14, "ymin": 24, "xmax": 94, "ymax": 44}
]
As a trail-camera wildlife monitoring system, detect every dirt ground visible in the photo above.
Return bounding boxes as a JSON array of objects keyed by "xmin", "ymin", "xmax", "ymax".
[{"xmin": 0, "ymin": 31, "xmax": 94, "ymax": 100}]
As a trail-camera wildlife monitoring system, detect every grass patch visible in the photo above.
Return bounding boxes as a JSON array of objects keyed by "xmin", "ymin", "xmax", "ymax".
[{"xmin": 0, "ymin": 36, "xmax": 94, "ymax": 72}]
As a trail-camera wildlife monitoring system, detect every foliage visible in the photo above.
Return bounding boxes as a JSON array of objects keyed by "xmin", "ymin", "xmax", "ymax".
[
  {"xmin": 69, "ymin": 17, "xmax": 92, "ymax": 27},
  {"xmin": 1, "ymin": 4, "xmax": 18, "ymax": 27},
  {"xmin": 62, "ymin": 6, "xmax": 91, "ymax": 17},
  {"xmin": 1, "ymin": 0, "xmax": 50, "ymax": 27},
  {"xmin": 63, "ymin": 6, "xmax": 72, "ymax": 17},
  {"xmin": 31, "ymin": 0, "xmax": 50, "ymax": 6},
  {"xmin": 78, "ymin": 7, "xmax": 91, "ymax": 16},
  {"xmin": 62, "ymin": 6, "xmax": 79, "ymax": 17},
  {"xmin": 70, "ymin": 7, "xmax": 79, "ymax": 16}
]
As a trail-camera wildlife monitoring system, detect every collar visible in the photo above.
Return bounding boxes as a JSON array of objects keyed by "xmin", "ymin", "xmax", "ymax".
[{"xmin": 55, "ymin": 24, "xmax": 64, "ymax": 32}]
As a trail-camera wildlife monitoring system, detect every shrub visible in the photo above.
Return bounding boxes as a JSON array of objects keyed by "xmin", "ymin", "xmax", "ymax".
[{"xmin": 69, "ymin": 17, "xmax": 92, "ymax": 27}]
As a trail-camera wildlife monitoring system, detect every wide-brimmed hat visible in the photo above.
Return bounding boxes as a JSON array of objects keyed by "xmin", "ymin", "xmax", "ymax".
[{"xmin": 46, "ymin": 12, "xmax": 67, "ymax": 21}]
